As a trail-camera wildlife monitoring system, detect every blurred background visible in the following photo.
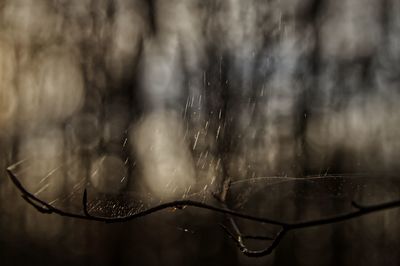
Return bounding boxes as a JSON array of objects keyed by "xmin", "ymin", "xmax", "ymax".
[{"xmin": 1, "ymin": 0, "xmax": 400, "ymax": 265}]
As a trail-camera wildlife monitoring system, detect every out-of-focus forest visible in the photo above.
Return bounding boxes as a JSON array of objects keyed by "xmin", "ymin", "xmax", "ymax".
[{"xmin": 1, "ymin": 0, "xmax": 400, "ymax": 265}]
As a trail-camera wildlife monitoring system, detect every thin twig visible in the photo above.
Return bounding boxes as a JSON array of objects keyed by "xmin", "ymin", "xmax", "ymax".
[
  {"xmin": 6, "ymin": 168, "xmax": 400, "ymax": 257},
  {"xmin": 213, "ymin": 178, "xmax": 275, "ymax": 254},
  {"xmin": 6, "ymin": 168, "xmax": 285, "ymax": 225},
  {"xmin": 241, "ymin": 235, "xmax": 274, "ymax": 241}
]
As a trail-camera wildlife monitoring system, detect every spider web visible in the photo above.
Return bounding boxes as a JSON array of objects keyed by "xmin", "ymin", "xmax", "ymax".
[{"xmin": 8, "ymin": 154, "xmax": 400, "ymax": 221}]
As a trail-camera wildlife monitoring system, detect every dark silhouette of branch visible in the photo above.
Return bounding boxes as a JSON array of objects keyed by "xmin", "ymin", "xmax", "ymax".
[
  {"xmin": 6, "ymin": 168, "xmax": 285, "ymax": 225},
  {"xmin": 213, "ymin": 178, "xmax": 277, "ymax": 255},
  {"xmin": 221, "ymin": 197, "xmax": 400, "ymax": 257},
  {"xmin": 6, "ymin": 167, "xmax": 400, "ymax": 257}
]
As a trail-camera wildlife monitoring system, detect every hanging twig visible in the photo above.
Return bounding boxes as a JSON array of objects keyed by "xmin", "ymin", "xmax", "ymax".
[{"xmin": 213, "ymin": 178, "xmax": 276, "ymax": 254}]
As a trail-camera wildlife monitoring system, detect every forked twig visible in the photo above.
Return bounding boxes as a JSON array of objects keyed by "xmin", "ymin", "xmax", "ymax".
[
  {"xmin": 214, "ymin": 178, "xmax": 276, "ymax": 255},
  {"xmin": 6, "ymin": 168, "xmax": 400, "ymax": 257}
]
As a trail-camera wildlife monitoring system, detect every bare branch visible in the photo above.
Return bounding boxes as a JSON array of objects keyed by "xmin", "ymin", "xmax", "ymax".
[
  {"xmin": 213, "ymin": 177, "xmax": 277, "ymax": 255},
  {"xmin": 6, "ymin": 168, "xmax": 286, "ymax": 225},
  {"xmin": 351, "ymin": 200, "xmax": 366, "ymax": 210},
  {"xmin": 7, "ymin": 167, "xmax": 400, "ymax": 257},
  {"xmin": 241, "ymin": 235, "xmax": 274, "ymax": 241}
]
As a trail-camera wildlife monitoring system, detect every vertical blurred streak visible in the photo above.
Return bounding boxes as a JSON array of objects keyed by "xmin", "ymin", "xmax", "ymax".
[
  {"xmin": 386, "ymin": 0, "xmax": 400, "ymax": 62},
  {"xmin": 1, "ymin": 0, "xmax": 62, "ymax": 46},
  {"xmin": 0, "ymin": 36, "xmax": 17, "ymax": 136},
  {"xmin": 17, "ymin": 47, "xmax": 84, "ymax": 128},
  {"xmin": 0, "ymin": 33, "xmax": 19, "ymax": 245},
  {"xmin": 130, "ymin": 111, "xmax": 196, "ymax": 200},
  {"xmin": 147, "ymin": 0, "xmax": 157, "ymax": 34},
  {"xmin": 139, "ymin": 0, "xmax": 205, "ymax": 109},
  {"xmin": 319, "ymin": 0, "xmax": 381, "ymax": 60},
  {"xmin": 105, "ymin": 0, "xmax": 147, "ymax": 82},
  {"xmin": 224, "ymin": 0, "xmax": 260, "ymax": 95},
  {"xmin": 140, "ymin": 38, "xmax": 184, "ymax": 109},
  {"xmin": 211, "ymin": 0, "xmax": 263, "ymax": 187},
  {"xmin": 133, "ymin": 0, "xmax": 208, "ymax": 201}
]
